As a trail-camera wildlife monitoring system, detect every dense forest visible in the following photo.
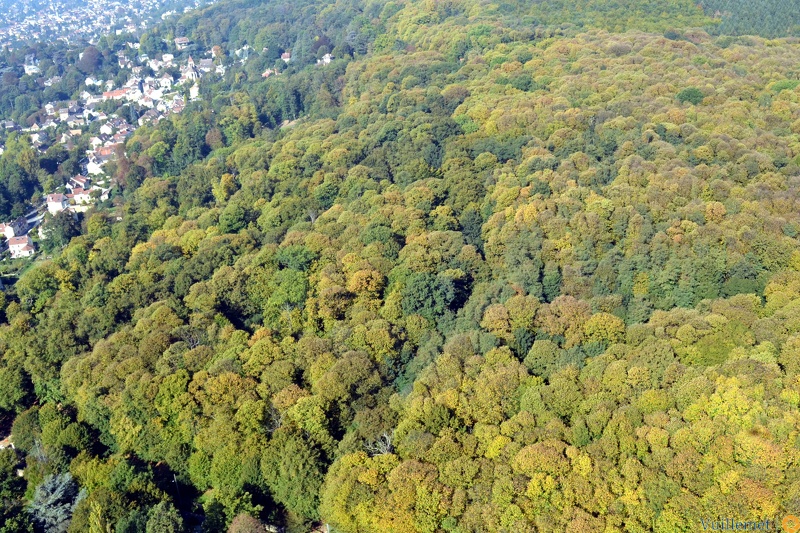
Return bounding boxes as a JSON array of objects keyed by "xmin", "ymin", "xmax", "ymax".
[{"xmin": 3, "ymin": 0, "xmax": 800, "ymax": 532}]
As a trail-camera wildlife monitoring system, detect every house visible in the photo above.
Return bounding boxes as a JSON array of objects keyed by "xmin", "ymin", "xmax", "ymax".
[
  {"xmin": 100, "ymin": 123, "xmax": 114, "ymax": 136},
  {"xmin": 8, "ymin": 235, "xmax": 34, "ymax": 259},
  {"xmin": 138, "ymin": 109, "xmax": 161, "ymax": 126},
  {"xmin": 235, "ymin": 45, "xmax": 251, "ymax": 58},
  {"xmin": 198, "ymin": 59, "xmax": 214, "ymax": 72},
  {"xmin": 2, "ymin": 120, "xmax": 18, "ymax": 131},
  {"xmin": 45, "ymin": 103, "xmax": 56, "ymax": 115},
  {"xmin": 281, "ymin": 51, "xmax": 292, "ymax": 63},
  {"xmin": 110, "ymin": 118, "xmax": 131, "ymax": 130},
  {"xmin": 46, "ymin": 193, "xmax": 69, "ymax": 214},
  {"xmin": 70, "ymin": 188, "xmax": 92, "ymax": 204},
  {"xmin": 86, "ymin": 156, "xmax": 110, "ymax": 176},
  {"xmin": 96, "ymin": 144, "xmax": 121, "ymax": 158},
  {"xmin": 174, "ymin": 37, "xmax": 191, "ymax": 50},
  {"xmin": 262, "ymin": 68, "xmax": 278, "ymax": 78},
  {"xmin": 317, "ymin": 53, "xmax": 334, "ymax": 65},
  {"xmin": 68, "ymin": 175, "xmax": 90, "ymax": 190},
  {"xmin": 103, "ymin": 89, "xmax": 129, "ymax": 101},
  {"xmin": 0, "ymin": 217, "xmax": 29, "ymax": 239}
]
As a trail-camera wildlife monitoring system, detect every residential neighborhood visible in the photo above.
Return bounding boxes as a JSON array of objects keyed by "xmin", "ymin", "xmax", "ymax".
[
  {"xmin": 0, "ymin": 4, "xmax": 343, "ymax": 264},
  {"xmin": 0, "ymin": 0, "xmax": 216, "ymax": 49},
  {"xmin": 0, "ymin": 45, "xmax": 235, "ymax": 261}
]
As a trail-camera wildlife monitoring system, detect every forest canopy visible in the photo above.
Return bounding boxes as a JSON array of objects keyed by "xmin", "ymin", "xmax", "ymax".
[{"xmin": 2, "ymin": 0, "xmax": 800, "ymax": 532}]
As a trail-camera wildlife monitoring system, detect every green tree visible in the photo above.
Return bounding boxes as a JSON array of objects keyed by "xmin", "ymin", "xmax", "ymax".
[
  {"xmin": 145, "ymin": 501, "xmax": 184, "ymax": 533},
  {"xmin": 261, "ymin": 429, "xmax": 324, "ymax": 520}
]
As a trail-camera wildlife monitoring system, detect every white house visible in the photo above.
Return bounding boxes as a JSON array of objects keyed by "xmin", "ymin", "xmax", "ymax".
[
  {"xmin": 46, "ymin": 193, "xmax": 69, "ymax": 214},
  {"xmin": 0, "ymin": 217, "xmax": 28, "ymax": 239},
  {"xmin": 86, "ymin": 157, "xmax": 108, "ymax": 176},
  {"xmin": 68, "ymin": 175, "xmax": 90, "ymax": 190},
  {"xmin": 70, "ymin": 188, "xmax": 92, "ymax": 204},
  {"xmin": 8, "ymin": 235, "xmax": 34, "ymax": 259}
]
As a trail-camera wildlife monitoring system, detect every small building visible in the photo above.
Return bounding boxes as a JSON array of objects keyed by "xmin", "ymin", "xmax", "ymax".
[
  {"xmin": 159, "ymin": 74, "xmax": 173, "ymax": 90},
  {"xmin": 68, "ymin": 175, "xmax": 91, "ymax": 190},
  {"xmin": 86, "ymin": 156, "xmax": 109, "ymax": 176},
  {"xmin": 103, "ymin": 89, "xmax": 129, "ymax": 101},
  {"xmin": 174, "ymin": 37, "xmax": 191, "ymax": 50},
  {"xmin": 0, "ymin": 217, "xmax": 28, "ymax": 239},
  {"xmin": 281, "ymin": 51, "xmax": 292, "ymax": 63},
  {"xmin": 46, "ymin": 193, "xmax": 69, "ymax": 214},
  {"xmin": 317, "ymin": 53, "xmax": 334, "ymax": 65},
  {"xmin": 138, "ymin": 109, "xmax": 161, "ymax": 126},
  {"xmin": 8, "ymin": 235, "xmax": 34, "ymax": 259},
  {"xmin": 70, "ymin": 188, "xmax": 92, "ymax": 204}
]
